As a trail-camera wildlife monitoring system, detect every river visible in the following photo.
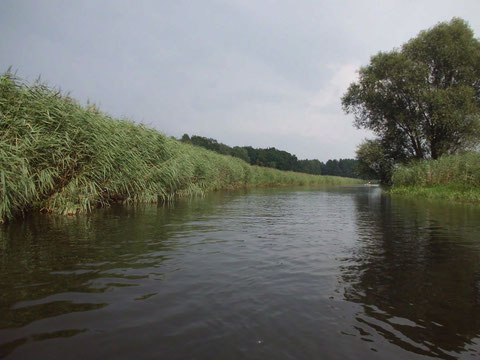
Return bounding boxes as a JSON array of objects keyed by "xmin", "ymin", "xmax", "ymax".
[{"xmin": 1, "ymin": 186, "xmax": 479, "ymax": 359}]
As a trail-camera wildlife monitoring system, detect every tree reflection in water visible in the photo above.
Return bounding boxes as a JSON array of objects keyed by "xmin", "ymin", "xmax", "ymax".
[{"xmin": 341, "ymin": 190, "xmax": 480, "ymax": 359}]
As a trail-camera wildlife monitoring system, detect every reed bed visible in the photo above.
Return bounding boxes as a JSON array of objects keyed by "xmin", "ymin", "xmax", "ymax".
[
  {"xmin": 0, "ymin": 73, "xmax": 360, "ymax": 223},
  {"xmin": 391, "ymin": 152, "xmax": 480, "ymax": 202},
  {"xmin": 392, "ymin": 152, "xmax": 480, "ymax": 187}
]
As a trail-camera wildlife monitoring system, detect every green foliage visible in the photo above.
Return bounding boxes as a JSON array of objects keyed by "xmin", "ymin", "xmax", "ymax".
[
  {"xmin": 321, "ymin": 159, "xmax": 359, "ymax": 178},
  {"xmin": 391, "ymin": 152, "xmax": 480, "ymax": 203},
  {"xmin": 356, "ymin": 139, "xmax": 394, "ymax": 183},
  {"xmin": 180, "ymin": 134, "xmax": 361, "ymax": 178},
  {"xmin": 0, "ymin": 73, "xmax": 361, "ymax": 223},
  {"xmin": 343, "ymin": 18, "xmax": 480, "ymax": 164},
  {"xmin": 392, "ymin": 152, "xmax": 480, "ymax": 188},
  {"xmin": 297, "ymin": 159, "xmax": 322, "ymax": 175},
  {"xmin": 230, "ymin": 146, "xmax": 250, "ymax": 163}
]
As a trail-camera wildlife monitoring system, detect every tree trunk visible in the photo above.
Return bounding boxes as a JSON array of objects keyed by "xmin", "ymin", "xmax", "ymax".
[{"xmin": 430, "ymin": 140, "xmax": 438, "ymax": 159}]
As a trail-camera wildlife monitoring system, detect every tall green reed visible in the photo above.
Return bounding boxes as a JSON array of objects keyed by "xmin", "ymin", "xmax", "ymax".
[
  {"xmin": 392, "ymin": 152, "xmax": 480, "ymax": 188},
  {"xmin": 0, "ymin": 73, "xmax": 360, "ymax": 223}
]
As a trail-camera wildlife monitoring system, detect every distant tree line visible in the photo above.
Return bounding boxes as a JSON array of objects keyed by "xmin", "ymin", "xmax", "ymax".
[{"xmin": 180, "ymin": 134, "xmax": 361, "ymax": 178}]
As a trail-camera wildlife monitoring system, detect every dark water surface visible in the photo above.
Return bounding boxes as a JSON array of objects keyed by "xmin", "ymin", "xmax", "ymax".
[{"xmin": 1, "ymin": 186, "xmax": 480, "ymax": 359}]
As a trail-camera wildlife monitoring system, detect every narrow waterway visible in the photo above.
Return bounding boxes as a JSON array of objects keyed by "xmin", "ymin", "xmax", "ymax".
[{"xmin": 1, "ymin": 186, "xmax": 479, "ymax": 359}]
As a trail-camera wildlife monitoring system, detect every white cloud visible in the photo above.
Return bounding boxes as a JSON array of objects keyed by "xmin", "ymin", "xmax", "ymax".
[{"xmin": 308, "ymin": 63, "xmax": 359, "ymax": 110}]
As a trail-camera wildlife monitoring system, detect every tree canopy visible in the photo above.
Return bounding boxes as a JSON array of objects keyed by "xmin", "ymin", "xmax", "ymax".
[
  {"xmin": 355, "ymin": 139, "xmax": 394, "ymax": 183},
  {"xmin": 343, "ymin": 18, "xmax": 480, "ymax": 170}
]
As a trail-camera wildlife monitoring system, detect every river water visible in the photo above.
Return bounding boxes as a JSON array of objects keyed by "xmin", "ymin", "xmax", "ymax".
[{"xmin": 1, "ymin": 186, "xmax": 480, "ymax": 359}]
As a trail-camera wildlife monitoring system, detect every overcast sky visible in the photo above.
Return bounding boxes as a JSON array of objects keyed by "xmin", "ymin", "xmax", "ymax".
[{"xmin": 1, "ymin": 1, "xmax": 479, "ymax": 161}]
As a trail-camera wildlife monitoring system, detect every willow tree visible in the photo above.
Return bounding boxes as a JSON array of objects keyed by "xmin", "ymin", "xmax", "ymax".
[{"xmin": 343, "ymin": 18, "xmax": 480, "ymax": 162}]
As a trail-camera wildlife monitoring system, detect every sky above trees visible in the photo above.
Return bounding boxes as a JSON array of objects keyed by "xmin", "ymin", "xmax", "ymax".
[{"xmin": 1, "ymin": 0, "xmax": 479, "ymax": 161}]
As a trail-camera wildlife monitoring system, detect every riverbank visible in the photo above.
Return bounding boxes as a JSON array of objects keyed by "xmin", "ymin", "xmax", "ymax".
[
  {"xmin": 0, "ymin": 74, "xmax": 361, "ymax": 223},
  {"xmin": 390, "ymin": 152, "xmax": 480, "ymax": 203}
]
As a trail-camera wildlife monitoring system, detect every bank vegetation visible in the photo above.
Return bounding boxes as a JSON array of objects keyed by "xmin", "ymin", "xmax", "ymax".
[
  {"xmin": 0, "ymin": 73, "xmax": 361, "ymax": 223},
  {"xmin": 390, "ymin": 152, "xmax": 480, "ymax": 202}
]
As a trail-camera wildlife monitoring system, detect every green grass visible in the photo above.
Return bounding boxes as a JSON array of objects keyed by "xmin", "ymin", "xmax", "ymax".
[
  {"xmin": 0, "ymin": 73, "xmax": 361, "ymax": 223},
  {"xmin": 391, "ymin": 152, "xmax": 480, "ymax": 203}
]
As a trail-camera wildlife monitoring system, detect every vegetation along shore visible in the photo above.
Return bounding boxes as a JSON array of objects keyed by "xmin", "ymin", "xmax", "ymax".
[
  {"xmin": 390, "ymin": 152, "xmax": 480, "ymax": 203},
  {"xmin": 178, "ymin": 133, "xmax": 361, "ymax": 178},
  {"xmin": 0, "ymin": 73, "xmax": 361, "ymax": 223}
]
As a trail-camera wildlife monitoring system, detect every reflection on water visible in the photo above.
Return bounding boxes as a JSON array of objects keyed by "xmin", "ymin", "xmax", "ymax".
[
  {"xmin": 0, "ymin": 197, "xmax": 227, "ymax": 358},
  {"xmin": 342, "ymin": 190, "xmax": 480, "ymax": 359},
  {"xmin": 1, "ymin": 186, "xmax": 479, "ymax": 359}
]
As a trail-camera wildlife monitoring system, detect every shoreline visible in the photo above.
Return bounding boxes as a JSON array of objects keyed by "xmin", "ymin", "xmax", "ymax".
[{"xmin": 389, "ymin": 185, "xmax": 480, "ymax": 204}]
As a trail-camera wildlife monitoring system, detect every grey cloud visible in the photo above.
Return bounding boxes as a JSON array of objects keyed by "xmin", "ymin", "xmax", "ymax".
[{"xmin": 1, "ymin": 0, "xmax": 479, "ymax": 161}]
